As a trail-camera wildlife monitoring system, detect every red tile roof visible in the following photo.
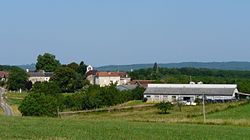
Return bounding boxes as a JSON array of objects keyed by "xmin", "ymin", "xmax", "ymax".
[
  {"xmin": 86, "ymin": 70, "xmax": 97, "ymax": 77},
  {"xmin": 96, "ymin": 72, "xmax": 127, "ymax": 77}
]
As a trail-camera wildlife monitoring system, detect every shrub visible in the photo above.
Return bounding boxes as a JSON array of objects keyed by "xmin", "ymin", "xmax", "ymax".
[
  {"xmin": 156, "ymin": 101, "xmax": 173, "ymax": 114},
  {"xmin": 143, "ymin": 98, "xmax": 148, "ymax": 102},
  {"xmin": 19, "ymin": 93, "xmax": 60, "ymax": 117}
]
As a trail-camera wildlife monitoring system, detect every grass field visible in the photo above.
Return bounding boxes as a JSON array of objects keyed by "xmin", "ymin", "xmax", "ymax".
[
  {"xmin": 1, "ymin": 96, "xmax": 250, "ymax": 139},
  {"xmin": 5, "ymin": 92, "xmax": 28, "ymax": 116},
  {"xmin": 0, "ymin": 116, "xmax": 250, "ymax": 140},
  {"xmin": 0, "ymin": 107, "xmax": 4, "ymax": 115},
  {"xmin": 207, "ymin": 102, "xmax": 250, "ymax": 120}
]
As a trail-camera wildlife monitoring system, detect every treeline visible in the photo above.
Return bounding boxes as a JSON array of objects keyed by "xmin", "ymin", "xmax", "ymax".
[
  {"xmin": 19, "ymin": 82, "xmax": 145, "ymax": 117},
  {"xmin": 0, "ymin": 65, "xmax": 19, "ymax": 71},
  {"xmin": 64, "ymin": 84, "xmax": 144, "ymax": 111},
  {"xmin": 4, "ymin": 53, "xmax": 89, "ymax": 92},
  {"xmin": 129, "ymin": 67, "xmax": 250, "ymax": 80},
  {"xmin": 129, "ymin": 65, "xmax": 250, "ymax": 93}
]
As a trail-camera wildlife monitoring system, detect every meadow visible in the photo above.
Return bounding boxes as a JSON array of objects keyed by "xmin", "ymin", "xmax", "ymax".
[
  {"xmin": 1, "ymin": 93, "xmax": 250, "ymax": 139},
  {"xmin": 0, "ymin": 116, "xmax": 250, "ymax": 140}
]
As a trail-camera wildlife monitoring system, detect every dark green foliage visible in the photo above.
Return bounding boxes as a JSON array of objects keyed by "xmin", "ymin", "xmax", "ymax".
[
  {"xmin": 64, "ymin": 85, "xmax": 145, "ymax": 111},
  {"xmin": 66, "ymin": 62, "xmax": 79, "ymax": 72},
  {"xmin": 143, "ymin": 98, "xmax": 148, "ymax": 102},
  {"xmin": 19, "ymin": 93, "xmax": 59, "ymax": 117},
  {"xmin": 129, "ymin": 67, "xmax": 250, "ymax": 93},
  {"xmin": 19, "ymin": 82, "xmax": 64, "ymax": 117},
  {"xmin": 31, "ymin": 82, "xmax": 61, "ymax": 96},
  {"xmin": 36, "ymin": 53, "xmax": 61, "ymax": 72},
  {"xmin": 7, "ymin": 68, "xmax": 28, "ymax": 91},
  {"xmin": 156, "ymin": 101, "xmax": 173, "ymax": 114},
  {"xmin": 0, "ymin": 65, "xmax": 20, "ymax": 71},
  {"xmin": 51, "ymin": 67, "xmax": 84, "ymax": 93},
  {"xmin": 131, "ymin": 86, "xmax": 145, "ymax": 100},
  {"xmin": 77, "ymin": 61, "xmax": 87, "ymax": 76},
  {"xmin": 25, "ymin": 81, "xmax": 33, "ymax": 90}
]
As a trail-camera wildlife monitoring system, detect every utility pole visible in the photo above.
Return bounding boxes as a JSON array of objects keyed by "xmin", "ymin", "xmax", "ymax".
[
  {"xmin": 202, "ymin": 94, "xmax": 206, "ymax": 123},
  {"xmin": 57, "ymin": 106, "xmax": 60, "ymax": 118}
]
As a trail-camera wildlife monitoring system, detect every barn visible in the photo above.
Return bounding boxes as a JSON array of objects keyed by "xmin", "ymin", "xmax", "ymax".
[{"xmin": 144, "ymin": 84, "xmax": 239, "ymax": 103}]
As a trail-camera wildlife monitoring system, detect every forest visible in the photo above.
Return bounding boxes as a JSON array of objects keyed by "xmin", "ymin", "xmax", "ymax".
[{"xmin": 129, "ymin": 65, "xmax": 250, "ymax": 93}]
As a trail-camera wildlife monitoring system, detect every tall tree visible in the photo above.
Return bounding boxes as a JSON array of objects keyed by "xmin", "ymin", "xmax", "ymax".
[
  {"xmin": 36, "ymin": 53, "xmax": 61, "ymax": 72},
  {"xmin": 77, "ymin": 61, "xmax": 87, "ymax": 76},
  {"xmin": 153, "ymin": 62, "xmax": 159, "ymax": 73},
  {"xmin": 51, "ymin": 67, "xmax": 83, "ymax": 92},
  {"xmin": 7, "ymin": 68, "xmax": 28, "ymax": 91}
]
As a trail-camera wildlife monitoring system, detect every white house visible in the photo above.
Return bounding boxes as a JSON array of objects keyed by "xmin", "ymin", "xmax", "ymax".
[
  {"xmin": 94, "ymin": 72, "xmax": 130, "ymax": 87},
  {"xmin": 144, "ymin": 84, "xmax": 239, "ymax": 103},
  {"xmin": 27, "ymin": 70, "xmax": 53, "ymax": 84},
  {"xmin": 85, "ymin": 65, "xmax": 131, "ymax": 87}
]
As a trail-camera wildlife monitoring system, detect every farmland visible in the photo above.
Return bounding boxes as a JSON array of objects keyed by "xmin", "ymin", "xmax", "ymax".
[
  {"xmin": 0, "ymin": 116, "xmax": 250, "ymax": 140},
  {"xmin": 0, "ymin": 99, "xmax": 250, "ymax": 139}
]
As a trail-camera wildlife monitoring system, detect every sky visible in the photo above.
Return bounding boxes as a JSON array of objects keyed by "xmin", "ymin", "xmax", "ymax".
[{"xmin": 0, "ymin": 0, "xmax": 250, "ymax": 66}]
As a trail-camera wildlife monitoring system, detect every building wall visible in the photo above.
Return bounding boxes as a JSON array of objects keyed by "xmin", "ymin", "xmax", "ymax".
[
  {"xmin": 120, "ymin": 78, "xmax": 131, "ymax": 85},
  {"xmin": 95, "ymin": 76, "xmax": 121, "ymax": 87},
  {"xmin": 86, "ymin": 75, "xmax": 95, "ymax": 85},
  {"xmin": 29, "ymin": 77, "xmax": 50, "ymax": 84},
  {"xmin": 144, "ymin": 94, "xmax": 235, "ymax": 103},
  {"xmin": 144, "ymin": 95, "xmax": 195, "ymax": 103}
]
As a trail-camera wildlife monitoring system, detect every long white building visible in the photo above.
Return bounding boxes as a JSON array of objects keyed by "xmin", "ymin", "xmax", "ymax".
[{"xmin": 144, "ymin": 84, "xmax": 239, "ymax": 103}]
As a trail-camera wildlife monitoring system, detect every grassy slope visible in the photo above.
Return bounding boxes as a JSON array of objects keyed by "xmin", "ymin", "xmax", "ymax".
[
  {"xmin": 0, "ymin": 116, "xmax": 250, "ymax": 140},
  {"xmin": 65, "ymin": 101, "xmax": 246, "ymax": 123},
  {"xmin": 1, "ymin": 98, "xmax": 250, "ymax": 139},
  {"xmin": 207, "ymin": 102, "xmax": 250, "ymax": 119},
  {"xmin": 5, "ymin": 92, "xmax": 28, "ymax": 116}
]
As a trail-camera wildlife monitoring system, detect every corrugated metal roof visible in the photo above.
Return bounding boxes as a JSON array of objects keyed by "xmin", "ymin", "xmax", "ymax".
[{"xmin": 144, "ymin": 84, "xmax": 237, "ymax": 96}]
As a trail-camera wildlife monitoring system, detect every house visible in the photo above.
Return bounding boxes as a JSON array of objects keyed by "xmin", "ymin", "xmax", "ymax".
[
  {"xmin": 27, "ymin": 70, "xmax": 53, "ymax": 84},
  {"xmin": 0, "ymin": 71, "xmax": 9, "ymax": 81},
  {"xmin": 86, "ymin": 69, "xmax": 97, "ymax": 85},
  {"xmin": 144, "ymin": 83, "xmax": 239, "ymax": 103},
  {"xmin": 95, "ymin": 72, "xmax": 130, "ymax": 87},
  {"xmin": 85, "ymin": 65, "xmax": 131, "ymax": 87}
]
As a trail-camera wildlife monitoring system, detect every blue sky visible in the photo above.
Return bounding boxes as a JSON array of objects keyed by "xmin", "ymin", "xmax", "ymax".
[{"xmin": 0, "ymin": 0, "xmax": 249, "ymax": 66}]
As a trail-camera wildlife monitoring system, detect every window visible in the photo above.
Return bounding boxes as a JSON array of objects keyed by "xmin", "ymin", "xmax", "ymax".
[{"xmin": 146, "ymin": 95, "xmax": 151, "ymax": 98}]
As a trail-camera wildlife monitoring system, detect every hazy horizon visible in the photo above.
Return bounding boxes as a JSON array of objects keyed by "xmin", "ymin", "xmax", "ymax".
[{"xmin": 1, "ymin": 1, "xmax": 250, "ymax": 66}]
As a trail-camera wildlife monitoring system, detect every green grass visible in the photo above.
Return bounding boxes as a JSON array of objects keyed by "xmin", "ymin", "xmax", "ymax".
[
  {"xmin": 0, "ymin": 107, "xmax": 4, "ymax": 115},
  {"xmin": 65, "ymin": 101, "xmax": 246, "ymax": 123},
  {"xmin": 5, "ymin": 92, "xmax": 28, "ymax": 106},
  {"xmin": 207, "ymin": 102, "xmax": 250, "ymax": 119},
  {"xmin": 1, "ymin": 96, "xmax": 250, "ymax": 139},
  {"xmin": 4, "ymin": 92, "xmax": 29, "ymax": 116},
  {"xmin": 0, "ymin": 116, "xmax": 250, "ymax": 140}
]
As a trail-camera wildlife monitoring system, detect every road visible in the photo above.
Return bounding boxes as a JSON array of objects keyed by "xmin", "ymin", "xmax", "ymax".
[{"xmin": 0, "ymin": 88, "xmax": 13, "ymax": 116}]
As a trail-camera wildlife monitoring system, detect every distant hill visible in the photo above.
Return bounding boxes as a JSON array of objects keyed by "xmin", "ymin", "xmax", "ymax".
[
  {"xmin": 96, "ymin": 62, "xmax": 250, "ymax": 71},
  {"xmin": 17, "ymin": 64, "xmax": 36, "ymax": 71},
  {"xmin": 16, "ymin": 62, "xmax": 250, "ymax": 72}
]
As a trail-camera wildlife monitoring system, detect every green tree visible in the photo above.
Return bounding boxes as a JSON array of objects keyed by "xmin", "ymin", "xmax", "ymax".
[
  {"xmin": 7, "ymin": 68, "xmax": 28, "ymax": 91},
  {"xmin": 157, "ymin": 101, "xmax": 173, "ymax": 114},
  {"xmin": 77, "ymin": 61, "xmax": 87, "ymax": 76},
  {"xmin": 19, "ymin": 93, "xmax": 59, "ymax": 117},
  {"xmin": 51, "ymin": 67, "xmax": 84, "ymax": 92},
  {"xmin": 131, "ymin": 86, "xmax": 145, "ymax": 100},
  {"xmin": 67, "ymin": 62, "xmax": 79, "ymax": 72},
  {"xmin": 32, "ymin": 82, "xmax": 61, "ymax": 96},
  {"xmin": 36, "ymin": 53, "xmax": 61, "ymax": 72}
]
